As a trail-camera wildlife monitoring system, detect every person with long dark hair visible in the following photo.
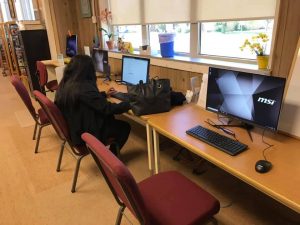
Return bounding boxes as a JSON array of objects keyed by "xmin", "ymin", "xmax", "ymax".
[{"xmin": 55, "ymin": 55, "xmax": 131, "ymax": 155}]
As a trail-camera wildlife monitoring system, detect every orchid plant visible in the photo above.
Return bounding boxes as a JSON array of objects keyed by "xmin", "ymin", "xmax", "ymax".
[
  {"xmin": 100, "ymin": 8, "xmax": 113, "ymax": 40},
  {"xmin": 240, "ymin": 33, "xmax": 269, "ymax": 56}
]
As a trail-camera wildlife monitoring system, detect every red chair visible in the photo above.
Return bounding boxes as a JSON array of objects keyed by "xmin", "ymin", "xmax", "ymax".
[
  {"xmin": 10, "ymin": 75, "xmax": 50, "ymax": 153},
  {"xmin": 82, "ymin": 133, "xmax": 220, "ymax": 225},
  {"xmin": 33, "ymin": 90, "xmax": 89, "ymax": 193},
  {"xmin": 36, "ymin": 61, "xmax": 58, "ymax": 92}
]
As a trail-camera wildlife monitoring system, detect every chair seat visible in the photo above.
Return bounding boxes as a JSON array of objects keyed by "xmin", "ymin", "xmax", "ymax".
[
  {"xmin": 138, "ymin": 171, "xmax": 220, "ymax": 225},
  {"xmin": 37, "ymin": 108, "xmax": 50, "ymax": 125},
  {"xmin": 46, "ymin": 80, "xmax": 58, "ymax": 91}
]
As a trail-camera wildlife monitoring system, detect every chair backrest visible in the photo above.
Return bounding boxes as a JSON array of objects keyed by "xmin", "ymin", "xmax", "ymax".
[
  {"xmin": 10, "ymin": 75, "xmax": 37, "ymax": 120},
  {"xmin": 81, "ymin": 133, "xmax": 148, "ymax": 224},
  {"xmin": 36, "ymin": 61, "xmax": 48, "ymax": 87},
  {"xmin": 33, "ymin": 90, "xmax": 69, "ymax": 141}
]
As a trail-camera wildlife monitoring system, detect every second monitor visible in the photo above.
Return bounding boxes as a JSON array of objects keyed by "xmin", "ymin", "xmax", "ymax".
[
  {"xmin": 66, "ymin": 34, "xmax": 78, "ymax": 57},
  {"xmin": 121, "ymin": 55, "xmax": 150, "ymax": 85}
]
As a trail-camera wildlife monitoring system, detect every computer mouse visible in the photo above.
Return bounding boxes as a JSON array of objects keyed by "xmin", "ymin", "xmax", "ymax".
[{"xmin": 255, "ymin": 160, "xmax": 272, "ymax": 173}]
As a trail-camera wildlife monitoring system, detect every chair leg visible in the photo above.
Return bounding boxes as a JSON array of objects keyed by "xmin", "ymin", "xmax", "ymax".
[
  {"xmin": 173, "ymin": 147, "xmax": 185, "ymax": 161},
  {"xmin": 33, "ymin": 122, "xmax": 38, "ymax": 140},
  {"xmin": 71, "ymin": 154, "xmax": 88, "ymax": 193},
  {"xmin": 56, "ymin": 141, "xmax": 66, "ymax": 172},
  {"xmin": 115, "ymin": 205, "xmax": 126, "ymax": 225},
  {"xmin": 34, "ymin": 125, "xmax": 43, "ymax": 153}
]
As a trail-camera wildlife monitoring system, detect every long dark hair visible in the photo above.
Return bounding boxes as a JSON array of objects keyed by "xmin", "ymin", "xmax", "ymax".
[{"xmin": 55, "ymin": 55, "xmax": 96, "ymax": 107}]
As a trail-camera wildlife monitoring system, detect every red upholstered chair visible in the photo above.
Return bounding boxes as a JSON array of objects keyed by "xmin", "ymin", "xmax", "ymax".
[
  {"xmin": 33, "ymin": 90, "xmax": 89, "ymax": 193},
  {"xmin": 36, "ymin": 61, "xmax": 58, "ymax": 92},
  {"xmin": 10, "ymin": 75, "xmax": 50, "ymax": 153},
  {"xmin": 81, "ymin": 133, "xmax": 220, "ymax": 225}
]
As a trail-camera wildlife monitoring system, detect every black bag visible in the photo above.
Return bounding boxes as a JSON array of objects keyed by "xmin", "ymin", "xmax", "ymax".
[
  {"xmin": 171, "ymin": 91, "xmax": 186, "ymax": 106},
  {"xmin": 127, "ymin": 79, "xmax": 171, "ymax": 116}
]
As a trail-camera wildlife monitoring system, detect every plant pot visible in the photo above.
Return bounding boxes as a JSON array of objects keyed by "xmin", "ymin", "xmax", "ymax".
[
  {"xmin": 106, "ymin": 40, "xmax": 114, "ymax": 50},
  {"xmin": 257, "ymin": 55, "xmax": 269, "ymax": 70}
]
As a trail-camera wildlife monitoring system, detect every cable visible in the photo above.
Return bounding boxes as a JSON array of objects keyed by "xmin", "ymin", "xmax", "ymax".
[
  {"xmin": 205, "ymin": 119, "xmax": 238, "ymax": 141},
  {"xmin": 217, "ymin": 112, "xmax": 229, "ymax": 125},
  {"xmin": 261, "ymin": 128, "xmax": 274, "ymax": 160}
]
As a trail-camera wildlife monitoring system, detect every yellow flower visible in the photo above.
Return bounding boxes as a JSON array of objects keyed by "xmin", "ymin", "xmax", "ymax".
[{"xmin": 240, "ymin": 33, "xmax": 269, "ymax": 56}]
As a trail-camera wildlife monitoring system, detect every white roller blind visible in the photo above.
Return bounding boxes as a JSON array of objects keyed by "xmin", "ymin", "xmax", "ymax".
[
  {"xmin": 196, "ymin": 0, "xmax": 277, "ymax": 21},
  {"xmin": 110, "ymin": 0, "xmax": 141, "ymax": 25},
  {"xmin": 144, "ymin": 0, "xmax": 191, "ymax": 24}
]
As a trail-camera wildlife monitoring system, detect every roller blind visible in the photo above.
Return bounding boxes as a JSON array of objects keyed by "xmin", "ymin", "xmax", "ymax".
[
  {"xmin": 144, "ymin": 0, "xmax": 191, "ymax": 24},
  {"xmin": 110, "ymin": 0, "xmax": 141, "ymax": 25},
  {"xmin": 196, "ymin": 0, "xmax": 277, "ymax": 21},
  {"xmin": 110, "ymin": 0, "xmax": 276, "ymax": 25}
]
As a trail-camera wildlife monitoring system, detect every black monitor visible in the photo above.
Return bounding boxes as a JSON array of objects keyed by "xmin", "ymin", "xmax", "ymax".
[
  {"xmin": 92, "ymin": 48, "xmax": 110, "ymax": 80},
  {"xmin": 121, "ymin": 55, "xmax": 150, "ymax": 84},
  {"xmin": 206, "ymin": 67, "xmax": 286, "ymax": 130},
  {"xmin": 66, "ymin": 35, "xmax": 77, "ymax": 57},
  {"xmin": 92, "ymin": 49, "xmax": 109, "ymax": 72}
]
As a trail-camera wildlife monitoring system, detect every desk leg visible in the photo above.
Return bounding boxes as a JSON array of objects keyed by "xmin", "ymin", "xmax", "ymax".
[
  {"xmin": 153, "ymin": 128, "xmax": 160, "ymax": 174},
  {"xmin": 146, "ymin": 123, "xmax": 154, "ymax": 173}
]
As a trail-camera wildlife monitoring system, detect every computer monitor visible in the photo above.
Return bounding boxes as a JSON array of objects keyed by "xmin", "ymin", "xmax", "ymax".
[
  {"xmin": 66, "ymin": 35, "xmax": 77, "ymax": 57},
  {"xmin": 121, "ymin": 55, "xmax": 150, "ymax": 84},
  {"xmin": 206, "ymin": 67, "xmax": 286, "ymax": 130},
  {"xmin": 92, "ymin": 48, "xmax": 110, "ymax": 80}
]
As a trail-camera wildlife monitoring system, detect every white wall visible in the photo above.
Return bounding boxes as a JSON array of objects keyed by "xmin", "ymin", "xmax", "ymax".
[{"xmin": 279, "ymin": 38, "xmax": 300, "ymax": 138}]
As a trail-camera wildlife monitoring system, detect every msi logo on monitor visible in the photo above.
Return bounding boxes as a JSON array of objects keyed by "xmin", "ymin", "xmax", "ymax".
[{"xmin": 257, "ymin": 97, "xmax": 276, "ymax": 105}]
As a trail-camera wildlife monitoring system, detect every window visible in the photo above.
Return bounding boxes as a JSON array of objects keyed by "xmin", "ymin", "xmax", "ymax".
[
  {"xmin": 200, "ymin": 19, "xmax": 274, "ymax": 59},
  {"xmin": 149, "ymin": 23, "xmax": 190, "ymax": 54},
  {"xmin": 15, "ymin": 0, "xmax": 35, "ymax": 20},
  {"xmin": 0, "ymin": 0, "xmax": 12, "ymax": 22},
  {"xmin": 113, "ymin": 25, "xmax": 142, "ymax": 49}
]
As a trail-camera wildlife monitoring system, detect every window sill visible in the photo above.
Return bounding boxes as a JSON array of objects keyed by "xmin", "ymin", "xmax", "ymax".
[{"xmin": 107, "ymin": 49, "xmax": 271, "ymax": 75}]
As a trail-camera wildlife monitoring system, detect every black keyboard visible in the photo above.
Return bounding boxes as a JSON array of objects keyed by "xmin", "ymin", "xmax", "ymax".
[
  {"xmin": 186, "ymin": 125, "xmax": 247, "ymax": 156},
  {"xmin": 111, "ymin": 92, "xmax": 131, "ymax": 102}
]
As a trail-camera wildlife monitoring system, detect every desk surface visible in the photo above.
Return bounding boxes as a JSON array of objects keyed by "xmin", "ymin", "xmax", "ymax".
[
  {"xmin": 41, "ymin": 58, "xmax": 71, "ymax": 67},
  {"xmin": 148, "ymin": 104, "xmax": 300, "ymax": 213}
]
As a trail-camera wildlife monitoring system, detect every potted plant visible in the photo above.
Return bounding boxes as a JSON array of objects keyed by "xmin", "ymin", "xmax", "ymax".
[
  {"xmin": 100, "ymin": 8, "xmax": 114, "ymax": 49},
  {"xmin": 240, "ymin": 33, "xmax": 269, "ymax": 69}
]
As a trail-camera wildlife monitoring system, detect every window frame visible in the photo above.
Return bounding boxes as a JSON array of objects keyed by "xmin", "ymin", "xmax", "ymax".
[
  {"xmin": 147, "ymin": 23, "xmax": 191, "ymax": 56},
  {"xmin": 197, "ymin": 18, "xmax": 275, "ymax": 63},
  {"xmin": 113, "ymin": 24, "xmax": 143, "ymax": 50}
]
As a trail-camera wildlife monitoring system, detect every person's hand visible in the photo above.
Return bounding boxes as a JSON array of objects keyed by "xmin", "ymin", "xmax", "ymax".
[{"xmin": 106, "ymin": 87, "xmax": 117, "ymax": 97}]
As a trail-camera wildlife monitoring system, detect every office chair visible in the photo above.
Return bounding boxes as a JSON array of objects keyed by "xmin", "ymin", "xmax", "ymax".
[
  {"xmin": 33, "ymin": 90, "xmax": 89, "ymax": 193},
  {"xmin": 33, "ymin": 90, "xmax": 121, "ymax": 192},
  {"xmin": 10, "ymin": 75, "xmax": 50, "ymax": 154},
  {"xmin": 82, "ymin": 132, "xmax": 220, "ymax": 225},
  {"xmin": 36, "ymin": 61, "xmax": 58, "ymax": 92}
]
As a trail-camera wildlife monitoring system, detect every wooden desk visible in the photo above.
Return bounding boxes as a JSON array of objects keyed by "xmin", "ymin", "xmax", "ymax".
[
  {"xmin": 148, "ymin": 103, "xmax": 300, "ymax": 213},
  {"xmin": 42, "ymin": 58, "xmax": 71, "ymax": 67},
  {"xmin": 97, "ymin": 79, "xmax": 155, "ymax": 172},
  {"xmin": 41, "ymin": 59, "xmax": 63, "ymax": 67}
]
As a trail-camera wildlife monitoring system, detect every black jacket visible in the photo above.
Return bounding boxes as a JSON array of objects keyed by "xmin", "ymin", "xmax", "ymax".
[{"xmin": 55, "ymin": 82, "xmax": 131, "ymax": 146}]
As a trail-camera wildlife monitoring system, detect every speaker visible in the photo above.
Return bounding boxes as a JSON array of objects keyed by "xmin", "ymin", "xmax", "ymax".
[{"xmin": 197, "ymin": 73, "xmax": 208, "ymax": 108}]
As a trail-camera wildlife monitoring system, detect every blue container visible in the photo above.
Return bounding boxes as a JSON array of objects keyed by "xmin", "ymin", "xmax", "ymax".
[
  {"xmin": 158, "ymin": 33, "xmax": 175, "ymax": 58},
  {"xmin": 160, "ymin": 41, "xmax": 174, "ymax": 57}
]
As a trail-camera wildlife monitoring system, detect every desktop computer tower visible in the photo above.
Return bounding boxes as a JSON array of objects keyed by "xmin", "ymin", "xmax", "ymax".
[{"xmin": 19, "ymin": 29, "xmax": 51, "ymax": 92}]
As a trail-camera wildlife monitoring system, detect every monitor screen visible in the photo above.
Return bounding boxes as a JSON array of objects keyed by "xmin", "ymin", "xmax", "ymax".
[
  {"xmin": 121, "ymin": 56, "xmax": 150, "ymax": 84},
  {"xmin": 66, "ymin": 35, "xmax": 77, "ymax": 57},
  {"xmin": 206, "ymin": 67, "xmax": 286, "ymax": 130},
  {"xmin": 92, "ymin": 49, "xmax": 108, "ymax": 73}
]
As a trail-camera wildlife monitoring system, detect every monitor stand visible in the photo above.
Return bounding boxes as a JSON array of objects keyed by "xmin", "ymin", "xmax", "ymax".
[
  {"xmin": 103, "ymin": 64, "xmax": 111, "ymax": 82},
  {"xmin": 220, "ymin": 122, "xmax": 254, "ymax": 142}
]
